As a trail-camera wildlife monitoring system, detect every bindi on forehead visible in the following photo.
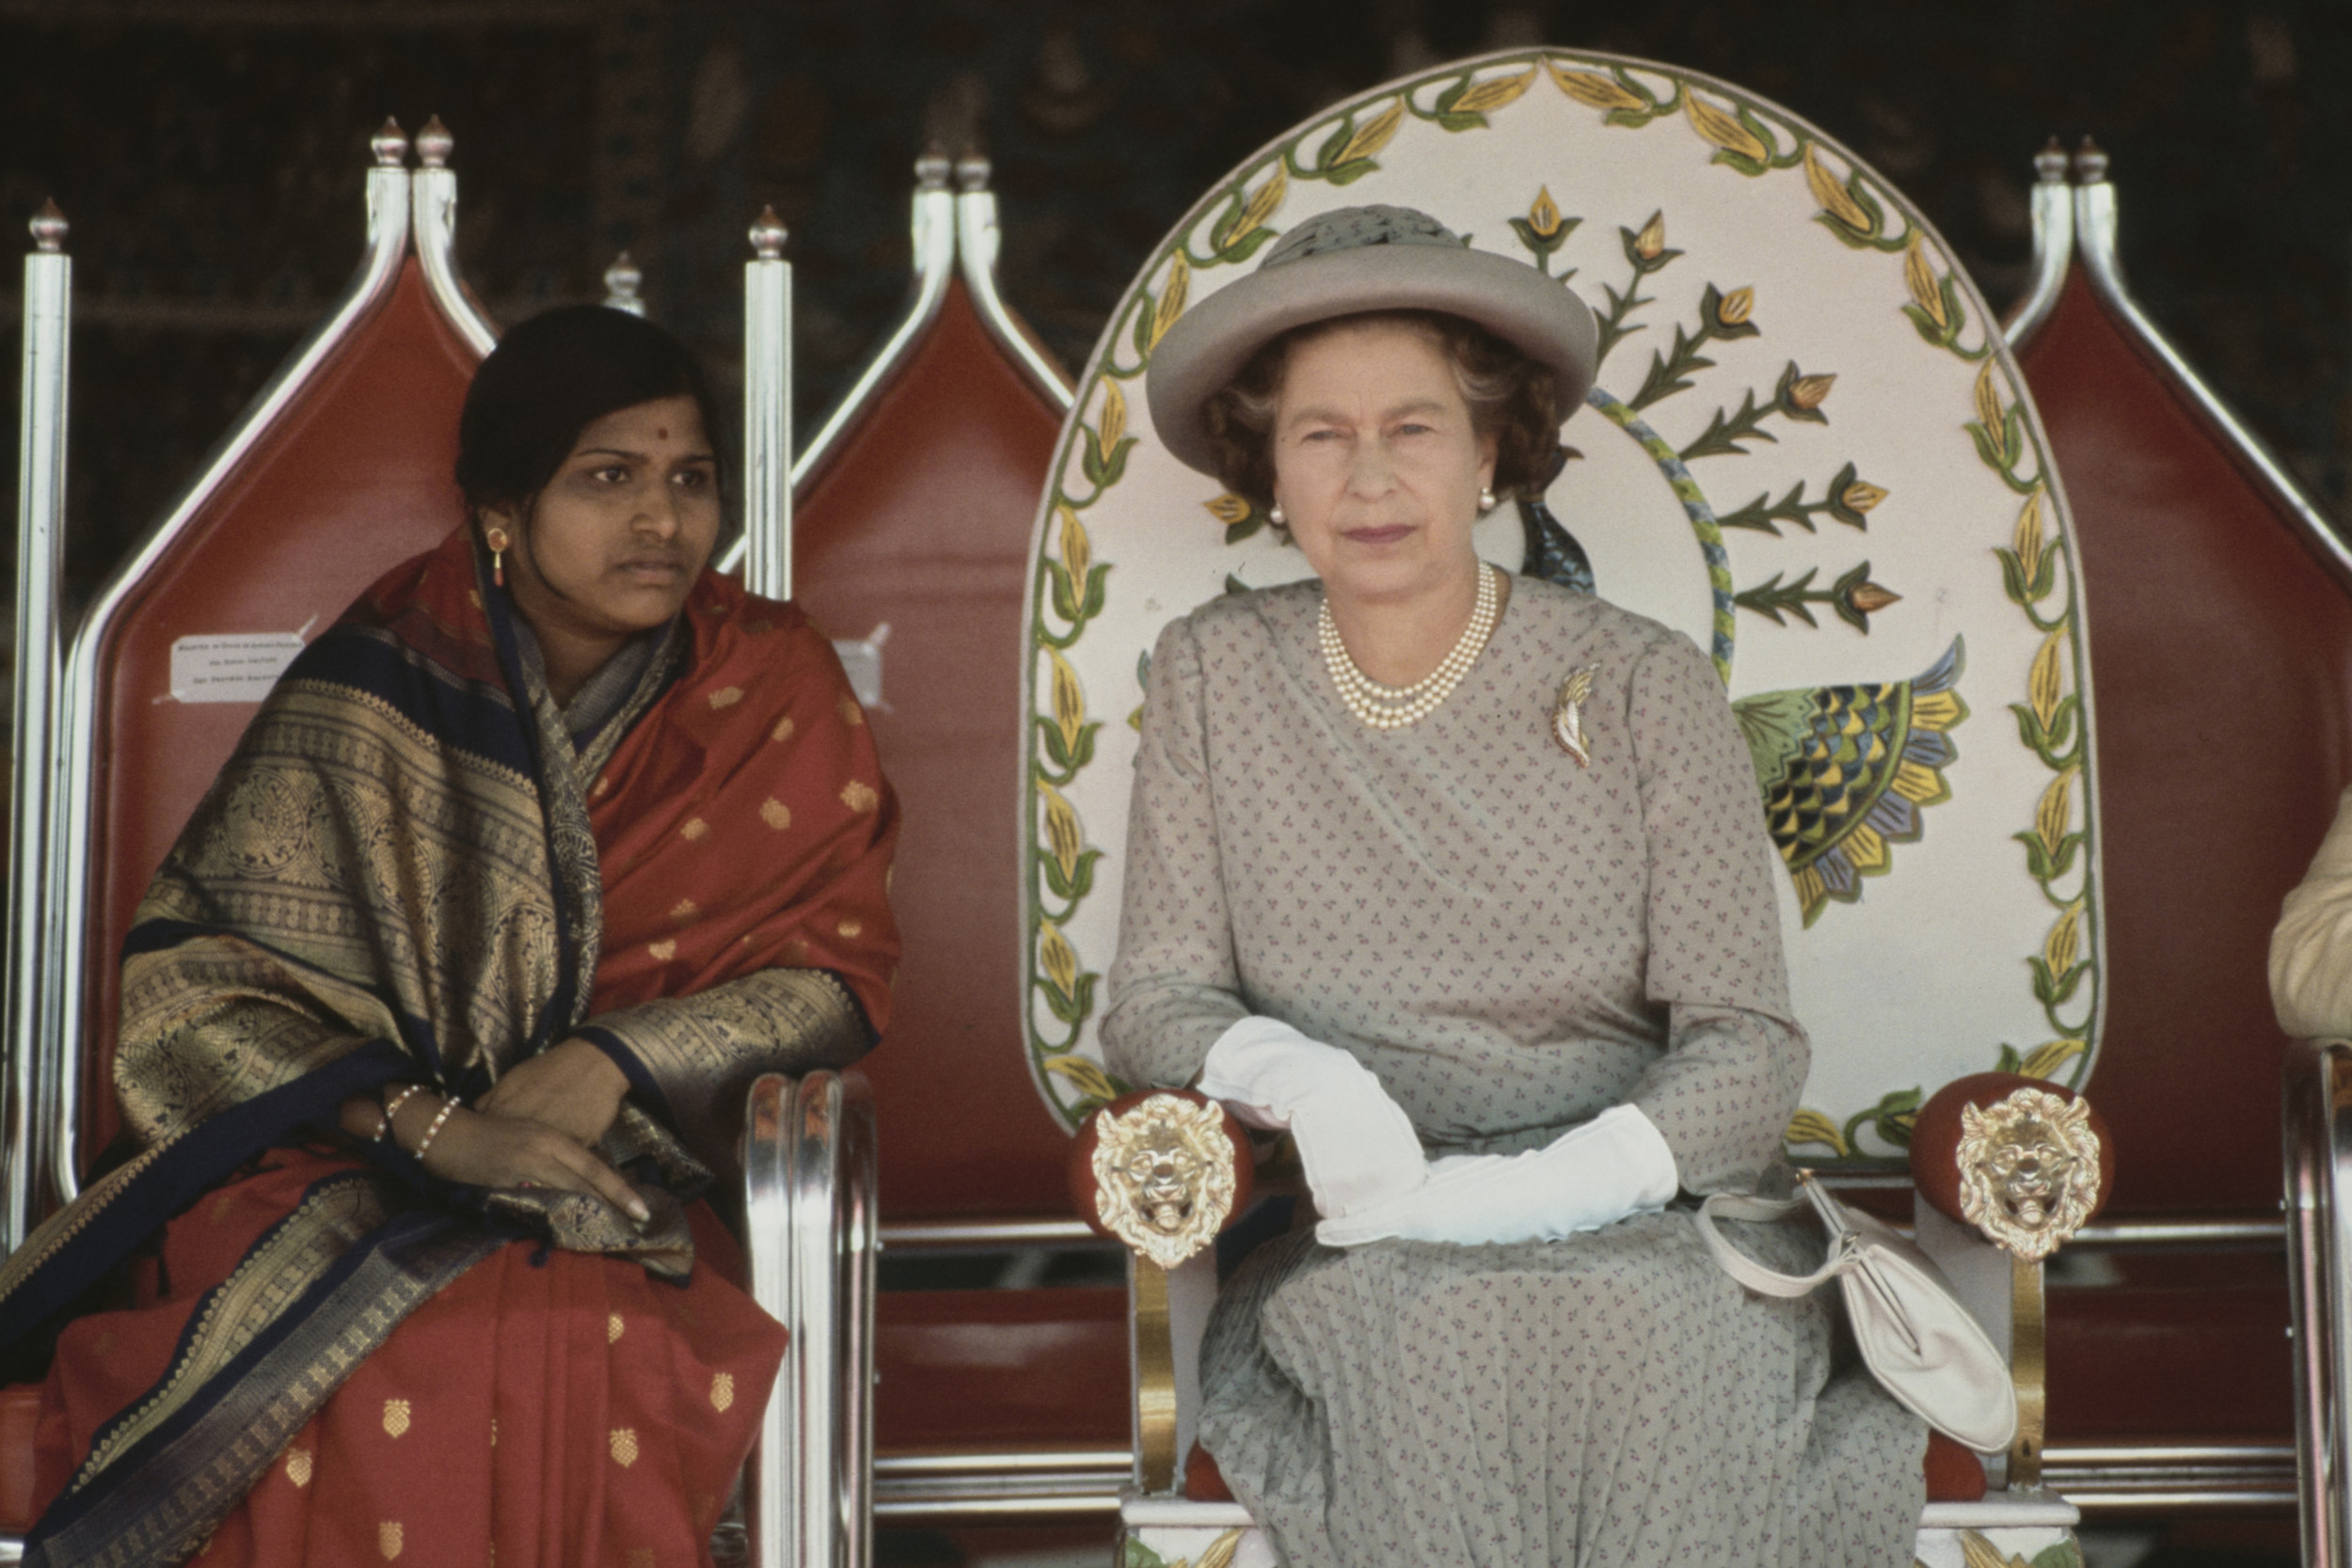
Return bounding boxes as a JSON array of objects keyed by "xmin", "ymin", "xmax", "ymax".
[{"xmin": 656, "ymin": 426, "xmax": 669, "ymax": 440}]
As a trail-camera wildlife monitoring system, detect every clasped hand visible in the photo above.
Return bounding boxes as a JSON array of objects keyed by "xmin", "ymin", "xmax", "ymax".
[{"xmin": 352, "ymin": 1039, "xmax": 648, "ymax": 1223}]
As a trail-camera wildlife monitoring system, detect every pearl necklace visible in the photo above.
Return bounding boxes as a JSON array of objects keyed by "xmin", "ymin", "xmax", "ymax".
[{"xmin": 1318, "ymin": 564, "xmax": 1501, "ymax": 731}]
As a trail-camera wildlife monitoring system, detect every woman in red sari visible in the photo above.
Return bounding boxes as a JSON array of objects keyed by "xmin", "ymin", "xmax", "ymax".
[{"xmin": 0, "ymin": 305, "xmax": 899, "ymax": 1567}]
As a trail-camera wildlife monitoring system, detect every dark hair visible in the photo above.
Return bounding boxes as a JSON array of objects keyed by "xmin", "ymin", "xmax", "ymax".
[
  {"xmin": 455, "ymin": 304, "xmax": 728, "ymax": 515},
  {"xmin": 1199, "ymin": 309, "xmax": 1562, "ymax": 512}
]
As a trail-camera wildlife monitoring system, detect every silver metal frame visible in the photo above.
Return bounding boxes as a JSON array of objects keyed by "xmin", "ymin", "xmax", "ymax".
[
  {"xmin": 741, "ymin": 209, "xmax": 794, "ymax": 602},
  {"xmin": 2002, "ymin": 141, "xmax": 2074, "ymax": 349},
  {"xmin": 5, "ymin": 204, "xmax": 72, "ymax": 1253},
  {"xmin": 715, "ymin": 155, "xmax": 958, "ymax": 580},
  {"xmin": 952, "ymin": 156, "xmax": 1074, "ymax": 413},
  {"xmin": 2049, "ymin": 143, "xmax": 2352, "ymax": 589},
  {"xmin": 409, "ymin": 117, "xmax": 499, "ymax": 357},
  {"xmin": 2287, "ymin": 1036, "xmax": 2351, "ymax": 1565},
  {"xmin": 41, "ymin": 127, "xmax": 418, "ymax": 1209},
  {"xmin": 744, "ymin": 1069, "xmax": 880, "ymax": 1568}
]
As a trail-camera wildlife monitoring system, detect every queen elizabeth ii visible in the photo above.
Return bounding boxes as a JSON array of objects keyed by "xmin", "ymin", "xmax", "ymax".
[{"xmin": 1102, "ymin": 205, "xmax": 1927, "ymax": 1567}]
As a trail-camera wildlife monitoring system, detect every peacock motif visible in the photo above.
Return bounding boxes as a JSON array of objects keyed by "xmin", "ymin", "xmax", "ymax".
[{"xmin": 1734, "ymin": 638, "xmax": 1966, "ymax": 926}]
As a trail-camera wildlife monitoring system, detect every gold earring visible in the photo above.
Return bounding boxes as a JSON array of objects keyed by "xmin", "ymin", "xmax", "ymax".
[{"xmin": 485, "ymin": 526, "xmax": 510, "ymax": 588}]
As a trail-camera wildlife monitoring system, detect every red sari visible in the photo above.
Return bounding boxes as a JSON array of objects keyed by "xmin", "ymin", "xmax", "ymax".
[{"xmin": 14, "ymin": 528, "xmax": 899, "ymax": 1567}]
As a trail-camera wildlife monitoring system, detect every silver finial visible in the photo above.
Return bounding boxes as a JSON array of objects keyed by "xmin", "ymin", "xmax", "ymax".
[
  {"xmin": 602, "ymin": 251, "xmax": 644, "ymax": 312},
  {"xmin": 748, "ymin": 206, "xmax": 787, "ymax": 260},
  {"xmin": 29, "ymin": 198, "xmax": 66, "ymax": 253},
  {"xmin": 2073, "ymin": 135, "xmax": 2108, "ymax": 185},
  {"xmin": 914, "ymin": 151, "xmax": 953, "ymax": 192},
  {"xmin": 372, "ymin": 118, "xmax": 409, "ymax": 167},
  {"xmin": 2033, "ymin": 135, "xmax": 2068, "ymax": 184},
  {"xmin": 955, "ymin": 154, "xmax": 993, "ymax": 194},
  {"xmin": 417, "ymin": 116, "xmax": 453, "ymax": 168}
]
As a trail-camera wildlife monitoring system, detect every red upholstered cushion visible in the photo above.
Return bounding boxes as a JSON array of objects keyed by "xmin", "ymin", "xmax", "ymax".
[
  {"xmin": 0, "ymin": 1382, "xmax": 43, "ymax": 1531},
  {"xmin": 1182, "ymin": 1431, "xmax": 1988, "ymax": 1507},
  {"xmin": 1923, "ymin": 1429, "xmax": 1988, "ymax": 1502}
]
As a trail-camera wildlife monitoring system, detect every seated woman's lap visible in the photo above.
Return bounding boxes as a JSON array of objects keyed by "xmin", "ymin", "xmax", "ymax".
[{"xmin": 34, "ymin": 1147, "xmax": 785, "ymax": 1568}]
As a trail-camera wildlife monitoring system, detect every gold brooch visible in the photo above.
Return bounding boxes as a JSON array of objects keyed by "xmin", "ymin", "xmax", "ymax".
[
  {"xmin": 1955, "ymin": 1086, "xmax": 2103, "ymax": 1261},
  {"xmin": 1090, "ymin": 1092, "xmax": 1238, "ymax": 1269},
  {"xmin": 1550, "ymin": 665, "xmax": 1598, "ymax": 767}
]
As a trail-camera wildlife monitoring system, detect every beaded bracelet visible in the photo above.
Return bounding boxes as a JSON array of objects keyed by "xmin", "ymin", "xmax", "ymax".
[
  {"xmin": 377, "ymin": 1084, "xmax": 427, "ymax": 1142},
  {"xmin": 412, "ymin": 1096, "xmax": 460, "ymax": 1162}
]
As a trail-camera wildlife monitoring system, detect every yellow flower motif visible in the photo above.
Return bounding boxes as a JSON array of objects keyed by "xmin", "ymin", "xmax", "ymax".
[
  {"xmin": 379, "ymin": 1522, "xmax": 404, "ymax": 1560},
  {"xmin": 2035, "ymin": 767, "xmax": 2077, "ymax": 859},
  {"xmin": 1716, "ymin": 285, "xmax": 1755, "ymax": 326},
  {"xmin": 610, "ymin": 1427, "xmax": 640, "ymax": 1468},
  {"xmin": 1547, "ymin": 62, "xmax": 1644, "ymax": 110},
  {"xmin": 1454, "ymin": 67, "xmax": 1536, "ymax": 115},
  {"xmin": 1048, "ymin": 647, "xmax": 1089, "ymax": 760},
  {"xmin": 1042, "ymin": 1052, "xmax": 1119, "ymax": 1102},
  {"xmin": 382, "ymin": 1399, "xmax": 411, "ymax": 1439},
  {"xmin": 1786, "ymin": 372, "xmax": 1836, "ymax": 411},
  {"xmin": 1972, "ymin": 360, "xmax": 2007, "ymax": 440},
  {"xmin": 1841, "ymin": 479, "xmax": 1889, "ymax": 514},
  {"xmin": 1233, "ymin": 165, "xmax": 1286, "ymax": 239},
  {"xmin": 1194, "ymin": 1527, "xmax": 1248, "ymax": 1568},
  {"xmin": 771, "ymin": 715, "xmax": 796, "ymax": 744},
  {"xmin": 647, "ymin": 939, "xmax": 677, "ymax": 962},
  {"xmin": 1845, "ymin": 578, "xmax": 1900, "ymax": 615},
  {"xmin": 1038, "ymin": 918, "xmax": 1079, "ymax": 1003},
  {"xmin": 707, "ymin": 686, "xmax": 743, "ymax": 710},
  {"xmin": 608, "ymin": 1312, "xmax": 625, "ymax": 1343},
  {"xmin": 1149, "ymin": 252, "xmax": 1191, "ymax": 350},
  {"xmin": 1526, "ymin": 184, "xmax": 1565, "ymax": 242},
  {"xmin": 837, "ymin": 917, "xmax": 863, "ymax": 940},
  {"xmin": 1633, "ymin": 211, "xmax": 1665, "ymax": 261},
  {"xmin": 1803, "ymin": 142, "xmax": 1871, "ymax": 233},
  {"xmin": 284, "ymin": 1448, "xmax": 313, "ymax": 1487},
  {"xmin": 840, "ymin": 779, "xmax": 880, "ymax": 814},
  {"xmin": 1333, "ymin": 100, "xmax": 1405, "ymax": 164},
  {"xmin": 2043, "ymin": 901, "xmax": 2084, "ymax": 981},
  {"xmin": 2011, "ymin": 491, "xmax": 2046, "ymax": 587},
  {"xmin": 1203, "ymin": 494, "xmax": 1254, "ymax": 528},
  {"xmin": 1785, "ymin": 1109, "xmax": 1847, "ymax": 1156},
  {"xmin": 2019, "ymin": 1040, "xmax": 2087, "ymax": 1081},
  {"xmin": 670, "ymin": 896, "xmax": 700, "ymax": 924},
  {"xmin": 1095, "ymin": 380, "xmax": 1127, "ymax": 466},
  {"xmin": 2027, "ymin": 626, "xmax": 2067, "ymax": 733},
  {"xmin": 760, "ymin": 797, "xmax": 791, "ymax": 831},
  {"xmin": 1039, "ymin": 779, "xmax": 1085, "ymax": 888},
  {"xmin": 1684, "ymin": 92, "xmax": 1769, "ymax": 163},
  {"xmin": 1057, "ymin": 504, "xmax": 1090, "ymax": 586},
  {"xmin": 837, "ymin": 692, "xmax": 866, "ymax": 727},
  {"xmin": 680, "ymin": 818, "xmax": 709, "ymax": 842},
  {"xmin": 1902, "ymin": 234, "xmax": 1948, "ymax": 332},
  {"xmin": 710, "ymin": 1371, "xmax": 736, "ymax": 1412}
]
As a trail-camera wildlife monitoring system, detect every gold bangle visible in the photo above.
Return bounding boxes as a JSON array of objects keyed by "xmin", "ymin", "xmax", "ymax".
[
  {"xmin": 412, "ymin": 1097, "xmax": 460, "ymax": 1162},
  {"xmin": 378, "ymin": 1084, "xmax": 427, "ymax": 1140}
]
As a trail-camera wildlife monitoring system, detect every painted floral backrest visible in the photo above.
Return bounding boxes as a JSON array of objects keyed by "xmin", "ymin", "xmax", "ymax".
[{"xmin": 1014, "ymin": 49, "xmax": 2098, "ymax": 1170}]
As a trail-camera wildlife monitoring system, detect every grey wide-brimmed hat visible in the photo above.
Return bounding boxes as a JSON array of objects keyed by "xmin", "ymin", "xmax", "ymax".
[{"xmin": 1144, "ymin": 204, "xmax": 1599, "ymax": 479}]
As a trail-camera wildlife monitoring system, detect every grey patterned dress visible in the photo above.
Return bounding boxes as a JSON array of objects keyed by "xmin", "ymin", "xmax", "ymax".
[{"xmin": 1101, "ymin": 576, "xmax": 1927, "ymax": 1568}]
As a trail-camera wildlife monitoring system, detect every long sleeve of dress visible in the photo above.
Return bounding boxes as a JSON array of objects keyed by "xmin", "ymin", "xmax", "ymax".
[
  {"xmin": 1102, "ymin": 617, "xmax": 1249, "ymax": 1090},
  {"xmin": 1619, "ymin": 633, "xmax": 1810, "ymax": 1194},
  {"xmin": 2273, "ymin": 784, "xmax": 2352, "ymax": 1038}
]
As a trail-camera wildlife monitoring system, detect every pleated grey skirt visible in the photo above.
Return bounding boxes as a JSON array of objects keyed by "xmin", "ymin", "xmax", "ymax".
[{"xmin": 1196, "ymin": 1209, "xmax": 1928, "ymax": 1568}]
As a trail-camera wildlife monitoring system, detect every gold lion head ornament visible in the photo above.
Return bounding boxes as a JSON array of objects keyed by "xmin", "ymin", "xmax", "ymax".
[
  {"xmin": 1955, "ymin": 1086, "xmax": 2103, "ymax": 1261},
  {"xmin": 1091, "ymin": 1093, "xmax": 1238, "ymax": 1270}
]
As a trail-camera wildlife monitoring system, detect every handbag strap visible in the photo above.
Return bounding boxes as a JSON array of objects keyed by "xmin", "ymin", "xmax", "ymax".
[{"xmin": 1692, "ymin": 1190, "xmax": 1851, "ymax": 1298}]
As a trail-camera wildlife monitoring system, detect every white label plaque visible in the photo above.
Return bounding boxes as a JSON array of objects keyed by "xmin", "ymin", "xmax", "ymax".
[{"xmin": 167, "ymin": 632, "xmax": 306, "ymax": 704}]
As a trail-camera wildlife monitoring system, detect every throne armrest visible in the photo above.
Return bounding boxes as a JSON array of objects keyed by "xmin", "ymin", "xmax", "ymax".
[
  {"xmin": 1908, "ymin": 1073, "xmax": 2114, "ymax": 1488},
  {"xmin": 1070, "ymin": 1089, "xmax": 1254, "ymax": 1492}
]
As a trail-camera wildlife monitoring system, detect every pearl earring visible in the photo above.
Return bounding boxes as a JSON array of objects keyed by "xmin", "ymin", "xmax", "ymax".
[
  {"xmin": 485, "ymin": 526, "xmax": 510, "ymax": 588},
  {"xmin": 1268, "ymin": 502, "xmax": 1287, "ymax": 528},
  {"xmin": 1477, "ymin": 487, "xmax": 1497, "ymax": 515}
]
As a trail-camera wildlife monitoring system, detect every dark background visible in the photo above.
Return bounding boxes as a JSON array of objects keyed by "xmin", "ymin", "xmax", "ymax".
[
  {"xmin": 0, "ymin": 6, "xmax": 2341, "ymax": 1561},
  {"xmin": 0, "ymin": 0, "xmax": 2344, "ymax": 607}
]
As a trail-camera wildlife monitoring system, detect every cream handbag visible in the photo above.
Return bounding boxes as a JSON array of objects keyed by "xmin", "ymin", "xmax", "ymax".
[{"xmin": 1692, "ymin": 1173, "xmax": 2018, "ymax": 1454}]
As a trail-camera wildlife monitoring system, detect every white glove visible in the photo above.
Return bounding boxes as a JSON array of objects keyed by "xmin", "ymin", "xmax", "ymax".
[
  {"xmin": 1316, "ymin": 1103, "xmax": 1680, "ymax": 1248},
  {"xmin": 1196, "ymin": 1017, "xmax": 1426, "ymax": 1222}
]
